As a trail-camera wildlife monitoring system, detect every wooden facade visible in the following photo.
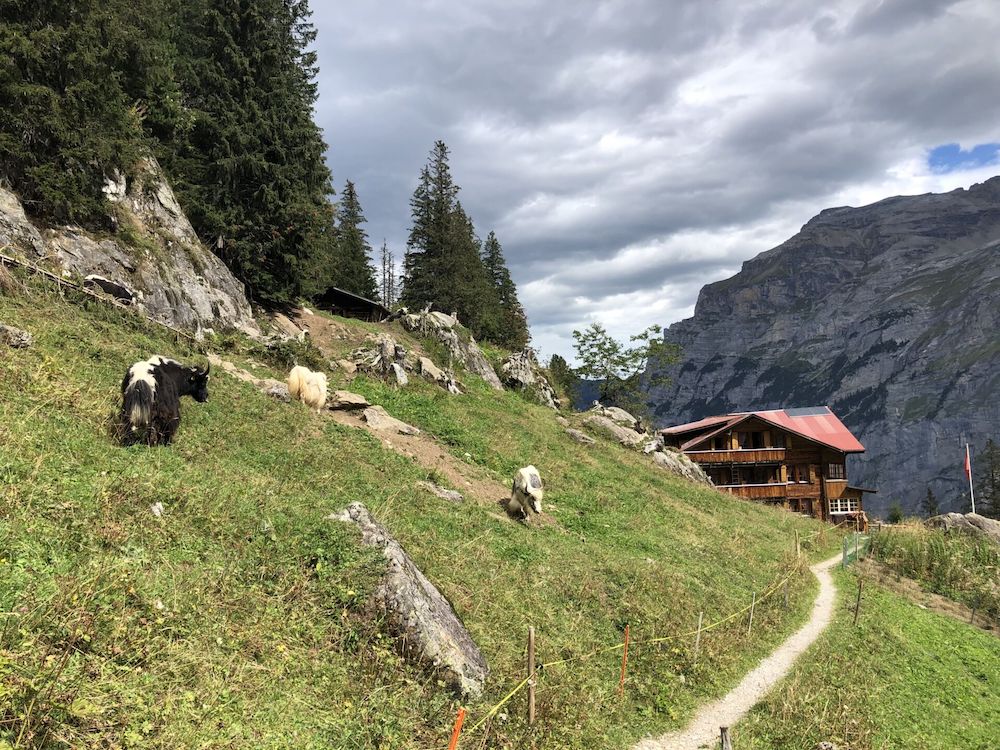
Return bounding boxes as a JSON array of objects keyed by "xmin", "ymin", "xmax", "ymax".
[{"xmin": 661, "ymin": 408, "xmax": 873, "ymax": 525}]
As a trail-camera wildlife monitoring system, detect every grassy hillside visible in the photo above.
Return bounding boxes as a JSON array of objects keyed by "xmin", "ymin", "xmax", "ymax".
[
  {"xmin": 1, "ymin": 277, "xmax": 841, "ymax": 749},
  {"xmin": 735, "ymin": 566, "xmax": 1000, "ymax": 750}
]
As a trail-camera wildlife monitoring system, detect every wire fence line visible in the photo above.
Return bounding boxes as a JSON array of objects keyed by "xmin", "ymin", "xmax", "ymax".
[{"xmin": 443, "ymin": 527, "xmax": 830, "ymax": 747}]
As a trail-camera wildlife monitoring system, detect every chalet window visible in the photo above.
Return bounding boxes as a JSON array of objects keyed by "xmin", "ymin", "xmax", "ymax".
[
  {"xmin": 795, "ymin": 464, "xmax": 811, "ymax": 483},
  {"xmin": 829, "ymin": 497, "xmax": 859, "ymax": 514},
  {"xmin": 828, "ymin": 463, "xmax": 846, "ymax": 480},
  {"xmin": 773, "ymin": 433, "xmax": 786, "ymax": 448},
  {"xmin": 752, "ymin": 432, "xmax": 765, "ymax": 449},
  {"xmin": 712, "ymin": 436, "xmax": 728, "ymax": 450},
  {"xmin": 737, "ymin": 431, "xmax": 750, "ymax": 449}
]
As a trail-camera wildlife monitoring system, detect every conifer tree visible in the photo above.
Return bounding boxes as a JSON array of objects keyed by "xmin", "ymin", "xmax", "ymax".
[
  {"xmin": 920, "ymin": 487, "xmax": 939, "ymax": 518},
  {"xmin": 0, "ymin": 0, "xmax": 183, "ymax": 224},
  {"xmin": 163, "ymin": 0, "xmax": 336, "ymax": 305},
  {"xmin": 379, "ymin": 241, "xmax": 397, "ymax": 307},
  {"xmin": 327, "ymin": 180, "xmax": 377, "ymax": 299},
  {"xmin": 975, "ymin": 438, "xmax": 1000, "ymax": 519},
  {"xmin": 480, "ymin": 231, "xmax": 530, "ymax": 349}
]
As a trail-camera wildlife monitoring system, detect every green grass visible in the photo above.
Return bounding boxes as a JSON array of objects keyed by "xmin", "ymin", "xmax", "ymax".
[
  {"xmin": 736, "ymin": 568, "xmax": 1000, "ymax": 750},
  {"xmin": 871, "ymin": 524, "xmax": 1000, "ymax": 623},
  {"xmin": 1, "ymin": 277, "xmax": 845, "ymax": 748}
]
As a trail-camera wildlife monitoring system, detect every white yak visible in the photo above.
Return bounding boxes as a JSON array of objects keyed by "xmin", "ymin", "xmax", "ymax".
[
  {"xmin": 508, "ymin": 465, "xmax": 544, "ymax": 518},
  {"xmin": 287, "ymin": 365, "xmax": 328, "ymax": 413}
]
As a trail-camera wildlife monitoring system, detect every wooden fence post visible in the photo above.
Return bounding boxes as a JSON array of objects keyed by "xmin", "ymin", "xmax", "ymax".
[
  {"xmin": 527, "ymin": 626, "xmax": 536, "ymax": 725},
  {"xmin": 747, "ymin": 592, "xmax": 757, "ymax": 636},
  {"xmin": 795, "ymin": 529, "xmax": 800, "ymax": 559},
  {"xmin": 693, "ymin": 611, "xmax": 704, "ymax": 664},
  {"xmin": 720, "ymin": 726, "xmax": 733, "ymax": 750},
  {"xmin": 853, "ymin": 576, "xmax": 863, "ymax": 626}
]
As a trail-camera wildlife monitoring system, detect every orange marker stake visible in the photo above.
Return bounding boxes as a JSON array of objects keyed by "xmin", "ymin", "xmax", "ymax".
[
  {"xmin": 447, "ymin": 707, "xmax": 466, "ymax": 750},
  {"xmin": 617, "ymin": 624, "xmax": 630, "ymax": 696}
]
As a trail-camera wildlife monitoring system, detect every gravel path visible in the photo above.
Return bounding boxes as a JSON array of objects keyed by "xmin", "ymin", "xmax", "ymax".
[{"xmin": 633, "ymin": 553, "xmax": 843, "ymax": 750}]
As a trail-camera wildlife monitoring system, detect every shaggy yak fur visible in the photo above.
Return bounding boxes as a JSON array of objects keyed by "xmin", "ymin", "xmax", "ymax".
[
  {"xmin": 508, "ymin": 465, "xmax": 544, "ymax": 518},
  {"xmin": 120, "ymin": 356, "xmax": 210, "ymax": 446},
  {"xmin": 287, "ymin": 365, "xmax": 328, "ymax": 413}
]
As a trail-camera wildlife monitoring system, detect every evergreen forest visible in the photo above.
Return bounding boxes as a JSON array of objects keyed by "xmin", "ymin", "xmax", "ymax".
[{"xmin": 0, "ymin": 0, "xmax": 528, "ymax": 347}]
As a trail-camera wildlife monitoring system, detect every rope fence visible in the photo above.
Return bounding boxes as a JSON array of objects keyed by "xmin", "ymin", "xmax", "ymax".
[{"xmin": 443, "ymin": 527, "xmax": 829, "ymax": 747}]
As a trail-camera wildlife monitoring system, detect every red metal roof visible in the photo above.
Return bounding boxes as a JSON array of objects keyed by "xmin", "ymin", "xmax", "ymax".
[{"xmin": 663, "ymin": 406, "xmax": 865, "ymax": 454}]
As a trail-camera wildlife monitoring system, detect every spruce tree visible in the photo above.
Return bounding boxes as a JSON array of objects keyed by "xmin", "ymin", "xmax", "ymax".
[
  {"xmin": 920, "ymin": 487, "xmax": 939, "ymax": 518},
  {"xmin": 326, "ymin": 180, "xmax": 377, "ymax": 299},
  {"xmin": 975, "ymin": 438, "xmax": 1000, "ymax": 519},
  {"xmin": 379, "ymin": 241, "xmax": 397, "ymax": 307},
  {"xmin": 480, "ymin": 231, "xmax": 530, "ymax": 349},
  {"xmin": 163, "ymin": 0, "xmax": 336, "ymax": 305},
  {"xmin": 0, "ymin": 0, "xmax": 183, "ymax": 224}
]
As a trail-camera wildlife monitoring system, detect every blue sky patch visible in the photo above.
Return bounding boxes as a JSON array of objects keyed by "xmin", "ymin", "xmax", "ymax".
[{"xmin": 927, "ymin": 142, "xmax": 1000, "ymax": 173}]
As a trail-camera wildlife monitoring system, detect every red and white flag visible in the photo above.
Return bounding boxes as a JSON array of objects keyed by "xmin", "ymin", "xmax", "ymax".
[{"xmin": 964, "ymin": 444, "xmax": 972, "ymax": 480}]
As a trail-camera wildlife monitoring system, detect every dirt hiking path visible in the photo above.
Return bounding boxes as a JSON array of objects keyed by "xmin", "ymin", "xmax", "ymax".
[{"xmin": 634, "ymin": 553, "xmax": 843, "ymax": 750}]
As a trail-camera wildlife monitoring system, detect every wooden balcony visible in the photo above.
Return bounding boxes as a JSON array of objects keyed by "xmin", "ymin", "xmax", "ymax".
[
  {"xmin": 716, "ymin": 483, "xmax": 787, "ymax": 499},
  {"xmin": 686, "ymin": 448, "xmax": 786, "ymax": 465}
]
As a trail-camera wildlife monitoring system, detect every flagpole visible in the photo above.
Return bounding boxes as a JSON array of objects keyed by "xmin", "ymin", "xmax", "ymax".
[{"xmin": 966, "ymin": 443, "xmax": 977, "ymax": 514}]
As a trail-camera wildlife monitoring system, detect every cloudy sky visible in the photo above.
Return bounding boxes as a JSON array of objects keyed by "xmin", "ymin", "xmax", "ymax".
[{"xmin": 309, "ymin": 0, "xmax": 1000, "ymax": 361}]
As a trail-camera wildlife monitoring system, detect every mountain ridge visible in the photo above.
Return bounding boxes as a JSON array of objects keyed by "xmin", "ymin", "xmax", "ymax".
[{"xmin": 647, "ymin": 176, "xmax": 1000, "ymax": 515}]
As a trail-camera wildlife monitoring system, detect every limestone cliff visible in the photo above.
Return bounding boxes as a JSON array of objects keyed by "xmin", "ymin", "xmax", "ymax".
[
  {"xmin": 0, "ymin": 158, "xmax": 258, "ymax": 337},
  {"xmin": 646, "ymin": 177, "xmax": 1000, "ymax": 516}
]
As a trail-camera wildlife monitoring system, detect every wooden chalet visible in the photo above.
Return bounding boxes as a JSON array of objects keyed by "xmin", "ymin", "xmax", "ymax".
[{"xmin": 661, "ymin": 406, "xmax": 874, "ymax": 524}]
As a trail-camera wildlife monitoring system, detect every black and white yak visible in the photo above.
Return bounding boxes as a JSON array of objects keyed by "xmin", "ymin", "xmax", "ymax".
[{"xmin": 120, "ymin": 356, "xmax": 210, "ymax": 446}]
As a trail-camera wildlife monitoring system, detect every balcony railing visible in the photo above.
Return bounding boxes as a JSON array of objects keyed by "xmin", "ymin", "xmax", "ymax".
[
  {"xmin": 685, "ymin": 448, "xmax": 786, "ymax": 464},
  {"xmin": 716, "ymin": 482, "xmax": 787, "ymax": 499}
]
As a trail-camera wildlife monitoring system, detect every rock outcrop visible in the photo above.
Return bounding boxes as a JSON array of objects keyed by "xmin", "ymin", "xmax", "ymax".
[
  {"xmin": 0, "ymin": 159, "xmax": 258, "ymax": 337},
  {"xmin": 651, "ymin": 450, "xmax": 712, "ymax": 485},
  {"xmin": 331, "ymin": 502, "xmax": 488, "ymax": 696},
  {"xmin": 363, "ymin": 406, "xmax": 421, "ymax": 435},
  {"xmin": 499, "ymin": 349, "xmax": 560, "ymax": 409},
  {"xmin": 401, "ymin": 310, "xmax": 503, "ymax": 391},
  {"xmin": 926, "ymin": 512, "xmax": 1000, "ymax": 546},
  {"xmin": 583, "ymin": 415, "xmax": 647, "ymax": 448},
  {"xmin": 646, "ymin": 177, "xmax": 1000, "ymax": 516}
]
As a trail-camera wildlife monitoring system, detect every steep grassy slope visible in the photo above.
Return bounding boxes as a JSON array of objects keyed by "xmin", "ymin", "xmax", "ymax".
[
  {"xmin": 2, "ymin": 279, "xmax": 840, "ymax": 749},
  {"xmin": 735, "ymin": 567, "xmax": 1000, "ymax": 750}
]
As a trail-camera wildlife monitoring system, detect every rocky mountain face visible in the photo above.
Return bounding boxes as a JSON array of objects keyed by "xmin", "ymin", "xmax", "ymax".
[
  {"xmin": 646, "ymin": 177, "xmax": 1000, "ymax": 516},
  {"xmin": 0, "ymin": 158, "xmax": 258, "ymax": 337}
]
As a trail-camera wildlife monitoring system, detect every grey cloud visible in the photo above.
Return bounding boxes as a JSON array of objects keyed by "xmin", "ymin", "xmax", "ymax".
[{"xmin": 308, "ymin": 0, "xmax": 1000, "ymax": 358}]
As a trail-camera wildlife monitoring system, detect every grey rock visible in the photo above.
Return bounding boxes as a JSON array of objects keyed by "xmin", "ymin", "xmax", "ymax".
[
  {"xmin": 815, "ymin": 743, "xmax": 840, "ymax": 750},
  {"xmin": 0, "ymin": 160, "xmax": 258, "ymax": 337},
  {"xmin": 0, "ymin": 323, "xmax": 32, "ymax": 348},
  {"xmin": 390, "ymin": 362, "xmax": 409, "ymax": 387},
  {"xmin": 926, "ymin": 512, "xmax": 1000, "ymax": 546},
  {"xmin": 555, "ymin": 416, "xmax": 569, "ymax": 426},
  {"xmin": 336, "ymin": 359, "xmax": 358, "ymax": 375},
  {"xmin": 651, "ymin": 450, "xmax": 712, "ymax": 485},
  {"xmin": 583, "ymin": 415, "xmax": 646, "ymax": 448},
  {"xmin": 646, "ymin": 177, "xmax": 1000, "ymax": 517},
  {"xmin": 363, "ymin": 405, "xmax": 421, "ymax": 435},
  {"xmin": 328, "ymin": 390, "xmax": 370, "ymax": 410},
  {"xmin": 331, "ymin": 502, "xmax": 488, "ymax": 696},
  {"xmin": 565, "ymin": 428, "xmax": 596, "ymax": 446},
  {"xmin": 401, "ymin": 311, "xmax": 503, "ymax": 391},
  {"xmin": 418, "ymin": 355, "xmax": 446, "ymax": 382},
  {"xmin": 418, "ymin": 481, "xmax": 465, "ymax": 503},
  {"xmin": 499, "ymin": 348, "xmax": 560, "ymax": 409}
]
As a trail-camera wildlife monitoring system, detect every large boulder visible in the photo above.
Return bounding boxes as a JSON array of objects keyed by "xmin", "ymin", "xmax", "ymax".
[
  {"xmin": 583, "ymin": 415, "xmax": 647, "ymax": 448},
  {"xmin": 651, "ymin": 450, "xmax": 712, "ymax": 485},
  {"xmin": 588, "ymin": 403, "xmax": 641, "ymax": 431},
  {"xmin": 331, "ymin": 503, "xmax": 489, "ymax": 696},
  {"xmin": 926, "ymin": 512, "xmax": 1000, "ymax": 545},
  {"xmin": 328, "ymin": 390, "xmax": 371, "ymax": 410},
  {"xmin": 0, "ymin": 159, "xmax": 258, "ymax": 337},
  {"xmin": 499, "ymin": 349, "xmax": 560, "ymax": 409},
  {"xmin": 401, "ymin": 310, "xmax": 503, "ymax": 391}
]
